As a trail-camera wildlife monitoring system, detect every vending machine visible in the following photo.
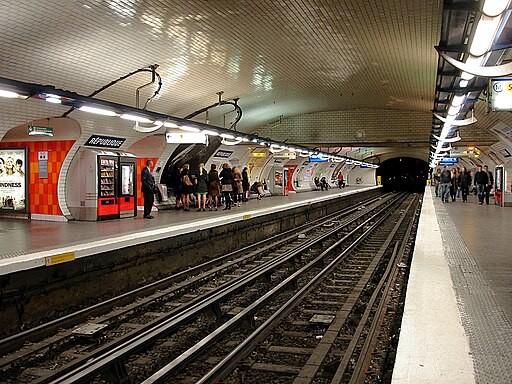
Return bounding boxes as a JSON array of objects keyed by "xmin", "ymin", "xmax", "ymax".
[
  {"xmin": 97, "ymin": 154, "xmax": 119, "ymax": 220},
  {"xmin": 67, "ymin": 149, "xmax": 137, "ymax": 221},
  {"xmin": 118, "ymin": 152, "xmax": 137, "ymax": 218},
  {"xmin": 495, "ymin": 164, "xmax": 512, "ymax": 207}
]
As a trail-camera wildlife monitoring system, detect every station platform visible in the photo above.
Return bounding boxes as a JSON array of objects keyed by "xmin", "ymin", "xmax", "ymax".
[
  {"xmin": 392, "ymin": 187, "xmax": 512, "ymax": 384},
  {"xmin": 0, "ymin": 185, "xmax": 378, "ymax": 276}
]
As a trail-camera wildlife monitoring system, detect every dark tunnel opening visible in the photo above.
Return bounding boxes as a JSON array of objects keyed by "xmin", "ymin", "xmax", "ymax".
[{"xmin": 376, "ymin": 157, "xmax": 428, "ymax": 193}]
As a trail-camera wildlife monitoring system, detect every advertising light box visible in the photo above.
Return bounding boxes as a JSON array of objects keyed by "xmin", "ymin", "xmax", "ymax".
[
  {"xmin": 0, "ymin": 148, "xmax": 28, "ymax": 214},
  {"xmin": 489, "ymin": 78, "xmax": 512, "ymax": 112}
]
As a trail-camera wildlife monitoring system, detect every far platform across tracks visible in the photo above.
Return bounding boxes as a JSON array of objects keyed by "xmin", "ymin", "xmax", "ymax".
[{"xmin": 0, "ymin": 185, "xmax": 380, "ymax": 276}]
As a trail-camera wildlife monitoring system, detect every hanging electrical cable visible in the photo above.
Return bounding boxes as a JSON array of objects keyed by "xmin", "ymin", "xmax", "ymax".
[{"xmin": 61, "ymin": 64, "xmax": 162, "ymax": 118}]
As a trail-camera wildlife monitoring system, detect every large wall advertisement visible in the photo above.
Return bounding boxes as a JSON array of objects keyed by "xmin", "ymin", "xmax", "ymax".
[{"xmin": 0, "ymin": 148, "xmax": 27, "ymax": 213}]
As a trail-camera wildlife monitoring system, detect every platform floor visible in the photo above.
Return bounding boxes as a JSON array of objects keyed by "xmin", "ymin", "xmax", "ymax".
[
  {"xmin": 392, "ymin": 187, "xmax": 512, "ymax": 384},
  {"xmin": 0, "ymin": 185, "xmax": 377, "ymax": 275}
]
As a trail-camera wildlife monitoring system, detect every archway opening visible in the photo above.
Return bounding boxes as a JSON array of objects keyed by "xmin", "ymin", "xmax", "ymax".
[{"xmin": 376, "ymin": 157, "xmax": 428, "ymax": 192}]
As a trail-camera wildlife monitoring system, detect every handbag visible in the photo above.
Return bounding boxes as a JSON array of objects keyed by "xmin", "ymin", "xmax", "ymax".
[{"xmin": 183, "ymin": 175, "xmax": 193, "ymax": 186}]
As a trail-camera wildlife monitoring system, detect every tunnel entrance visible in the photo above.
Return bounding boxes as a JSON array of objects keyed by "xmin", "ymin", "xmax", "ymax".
[{"xmin": 376, "ymin": 157, "xmax": 428, "ymax": 192}]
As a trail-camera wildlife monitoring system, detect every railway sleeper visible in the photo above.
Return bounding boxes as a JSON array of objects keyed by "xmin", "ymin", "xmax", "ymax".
[{"xmin": 100, "ymin": 359, "xmax": 129, "ymax": 384}]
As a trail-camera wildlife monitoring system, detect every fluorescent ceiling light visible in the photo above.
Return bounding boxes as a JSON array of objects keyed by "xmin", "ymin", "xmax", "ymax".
[
  {"xmin": 202, "ymin": 129, "xmax": 219, "ymax": 136},
  {"xmin": 447, "ymin": 105, "xmax": 460, "ymax": 116},
  {"xmin": 180, "ymin": 125, "xmax": 201, "ymax": 132},
  {"xmin": 469, "ymin": 15, "xmax": 502, "ymax": 57},
  {"xmin": 79, "ymin": 105, "xmax": 118, "ymax": 116},
  {"xmin": 220, "ymin": 133, "xmax": 235, "ymax": 139},
  {"xmin": 45, "ymin": 96, "xmax": 61, "ymax": 104},
  {"xmin": 242, "ymin": 137, "xmax": 250, "ymax": 142},
  {"xmin": 482, "ymin": 0, "xmax": 511, "ymax": 17},
  {"xmin": 120, "ymin": 114, "xmax": 154, "ymax": 123},
  {"xmin": 0, "ymin": 90, "xmax": 20, "ymax": 98},
  {"xmin": 163, "ymin": 121, "xmax": 179, "ymax": 128},
  {"xmin": 451, "ymin": 95, "xmax": 466, "ymax": 107}
]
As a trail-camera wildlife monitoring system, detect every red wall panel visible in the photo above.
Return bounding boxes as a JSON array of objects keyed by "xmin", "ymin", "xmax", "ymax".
[{"xmin": 0, "ymin": 140, "xmax": 75, "ymax": 216}]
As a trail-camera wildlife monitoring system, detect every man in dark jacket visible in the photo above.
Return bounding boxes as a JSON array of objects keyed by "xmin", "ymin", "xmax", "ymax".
[
  {"xmin": 474, "ymin": 165, "xmax": 488, "ymax": 205},
  {"xmin": 483, "ymin": 165, "xmax": 494, "ymax": 205},
  {"xmin": 460, "ymin": 167, "xmax": 472, "ymax": 202},
  {"xmin": 440, "ymin": 166, "xmax": 452, "ymax": 203},
  {"xmin": 141, "ymin": 159, "xmax": 156, "ymax": 219}
]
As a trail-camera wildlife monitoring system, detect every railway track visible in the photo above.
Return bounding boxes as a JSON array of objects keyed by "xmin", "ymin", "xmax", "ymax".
[
  {"xmin": 143, "ymin": 193, "xmax": 420, "ymax": 384},
  {"xmin": 0, "ymin": 193, "xmax": 398, "ymax": 383}
]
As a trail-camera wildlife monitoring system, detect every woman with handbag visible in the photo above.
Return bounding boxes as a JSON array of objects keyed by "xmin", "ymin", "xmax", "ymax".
[
  {"xmin": 180, "ymin": 164, "xmax": 194, "ymax": 211},
  {"xmin": 219, "ymin": 163, "xmax": 234, "ymax": 210},
  {"xmin": 194, "ymin": 162, "xmax": 208, "ymax": 212}
]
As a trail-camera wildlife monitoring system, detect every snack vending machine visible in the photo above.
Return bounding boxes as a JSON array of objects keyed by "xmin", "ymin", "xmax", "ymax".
[
  {"xmin": 97, "ymin": 154, "xmax": 119, "ymax": 220},
  {"xmin": 68, "ymin": 149, "xmax": 138, "ymax": 221},
  {"xmin": 118, "ymin": 152, "xmax": 137, "ymax": 218}
]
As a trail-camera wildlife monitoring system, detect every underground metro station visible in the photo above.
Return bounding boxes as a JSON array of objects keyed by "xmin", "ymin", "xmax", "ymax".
[{"xmin": 0, "ymin": 1, "xmax": 511, "ymax": 383}]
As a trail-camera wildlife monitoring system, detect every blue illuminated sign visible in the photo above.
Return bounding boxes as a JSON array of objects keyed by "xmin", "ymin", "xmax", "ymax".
[
  {"xmin": 439, "ymin": 157, "xmax": 458, "ymax": 165},
  {"xmin": 308, "ymin": 154, "xmax": 328, "ymax": 162}
]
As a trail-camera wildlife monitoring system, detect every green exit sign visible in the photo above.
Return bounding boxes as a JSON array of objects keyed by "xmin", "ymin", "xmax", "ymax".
[{"xmin": 28, "ymin": 125, "xmax": 53, "ymax": 136}]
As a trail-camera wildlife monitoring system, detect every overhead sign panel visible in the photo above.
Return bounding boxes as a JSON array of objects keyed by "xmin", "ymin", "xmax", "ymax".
[
  {"xmin": 489, "ymin": 78, "xmax": 512, "ymax": 112},
  {"xmin": 308, "ymin": 154, "xmax": 328, "ymax": 162},
  {"xmin": 165, "ymin": 131, "xmax": 207, "ymax": 144},
  {"xmin": 439, "ymin": 157, "xmax": 458, "ymax": 165}
]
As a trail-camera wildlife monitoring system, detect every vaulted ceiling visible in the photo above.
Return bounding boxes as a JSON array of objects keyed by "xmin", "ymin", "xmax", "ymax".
[{"xmin": 0, "ymin": 0, "xmax": 510, "ymax": 160}]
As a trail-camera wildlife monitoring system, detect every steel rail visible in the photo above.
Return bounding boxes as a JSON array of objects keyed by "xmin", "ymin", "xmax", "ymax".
[
  {"xmin": 0, "ymin": 194, "xmax": 385, "ymax": 359},
  {"xmin": 145, "ymin": 194, "xmax": 408, "ymax": 383},
  {"xmin": 44, "ymin": 196, "xmax": 392, "ymax": 383},
  {"xmin": 347, "ymin": 197, "xmax": 421, "ymax": 384},
  {"xmin": 332, "ymin": 196, "xmax": 418, "ymax": 383},
  {"xmin": 43, "ymin": 195, "xmax": 395, "ymax": 384}
]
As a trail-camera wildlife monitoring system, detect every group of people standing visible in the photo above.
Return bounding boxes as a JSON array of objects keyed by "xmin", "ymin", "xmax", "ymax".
[
  {"xmin": 434, "ymin": 164, "xmax": 494, "ymax": 205},
  {"xmin": 170, "ymin": 163, "xmax": 254, "ymax": 211}
]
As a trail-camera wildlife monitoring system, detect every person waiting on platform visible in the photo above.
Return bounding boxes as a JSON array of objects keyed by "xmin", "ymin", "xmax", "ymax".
[
  {"xmin": 440, "ymin": 165, "xmax": 451, "ymax": 203},
  {"xmin": 256, "ymin": 181, "xmax": 265, "ymax": 200},
  {"xmin": 208, "ymin": 164, "xmax": 221, "ymax": 210},
  {"xmin": 483, "ymin": 165, "xmax": 494, "ymax": 205},
  {"xmin": 232, "ymin": 166, "xmax": 243, "ymax": 207},
  {"xmin": 219, "ymin": 163, "xmax": 234, "ymax": 210},
  {"xmin": 180, "ymin": 164, "xmax": 194, "ymax": 211},
  {"xmin": 337, "ymin": 172, "xmax": 345, "ymax": 188},
  {"xmin": 434, "ymin": 168, "xmax": 441, "ymax": 197},
  {"xmin": 320, "ymin": 176, "xmax": 329, "ymax": 191},
  {"xmin": 194, "ymin": 162, "xmax": 208, "ymax": 212},
  {"xmin": 314, "ymin": 177, "xmax": 320, "ymax": 190},
  {"xmin": 242, "ymin": 167, "xmax": 250, "ymax": 202},
  {"xmin": 474, "ymin": 164, "xmax": 488, "ymax": 205},
  {"xmin": 141, "ymin": 159, "xmax": 156, "ymax": 219},
  {"xmin": 460, "ymin": 167, "xmax": 471, "ymax": 203},
  {"xmin": 449, "ymin": 168, "xmax": 457, "ymax": 202}
]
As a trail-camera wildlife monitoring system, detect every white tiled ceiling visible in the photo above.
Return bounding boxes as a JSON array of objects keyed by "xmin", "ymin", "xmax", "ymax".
[{"xmin": 0, "ymin": 0, "xmax": 443, "ymax": 134}]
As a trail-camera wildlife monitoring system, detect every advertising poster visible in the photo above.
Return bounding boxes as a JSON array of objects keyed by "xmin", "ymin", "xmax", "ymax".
[{"xmin": 0, "ymin": 148, "xmax": 28, "ymax": 213}]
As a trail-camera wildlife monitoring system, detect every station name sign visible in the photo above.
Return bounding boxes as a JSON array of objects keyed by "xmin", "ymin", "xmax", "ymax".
[
  {"xmin": 214, "ymin": 150, "xmax": 233, "ymax": 158},
  {"xmin": 85, "ymin": 135, "xmax": 126, "ymax": 148}
]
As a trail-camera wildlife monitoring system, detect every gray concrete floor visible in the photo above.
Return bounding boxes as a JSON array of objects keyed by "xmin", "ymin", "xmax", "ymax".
[{"xmin": 433, "ymin": 189, "xmax": 512, "ymax": 322}]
